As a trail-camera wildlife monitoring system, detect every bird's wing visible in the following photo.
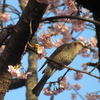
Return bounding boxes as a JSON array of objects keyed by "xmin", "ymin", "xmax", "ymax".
[
  {"xmin": 50, "ymin": 43, "xmax": 69, "ymax": 58},
  {"xmin": 38, "ymin": 43, "xmax": 69, "ymax": 72},
  {"xmin": 38, "ymin": 60, "xmax": 48, "ymax": 72}
]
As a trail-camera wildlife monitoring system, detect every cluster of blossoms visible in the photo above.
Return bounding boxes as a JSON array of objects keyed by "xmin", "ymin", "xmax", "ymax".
[
  {"xmin": 0, "ymin": 12, "xmax": 10, "ymax": 22},
  {"xmin": 8, "ymin": 65, "xmax": 32, "ymax": 79},
  {"xmin": 43, "ymin": 76, "xmax": 82, "ymax": 96},
  {"xmin": 37, "ymin": 34, "xmax": 98, "ymax": 60},
  {"xmin": 85, "ymin": 92, "xmax": 100, "ymax": 100},
  {"xmin": 78, "ymin": 36, "xmax": 98, "ymax": 59},
  {"xmin": 81, "ymin": 63, "xmax": 90, "ymax": 71},
  {"xmin": 73, "ymin": 72, "xmax": 84, "ymax": 80}
]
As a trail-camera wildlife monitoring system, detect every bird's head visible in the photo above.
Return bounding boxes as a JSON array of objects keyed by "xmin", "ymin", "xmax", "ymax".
[{"xmin": 72, "ymin": 41, "xmax": 87, "ymax": 51}]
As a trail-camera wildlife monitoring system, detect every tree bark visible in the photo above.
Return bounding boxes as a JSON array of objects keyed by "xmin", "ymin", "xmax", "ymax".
[
  {"xmin": 0, "ymin": 0, "xmax": 48, "ymax": 99},
  {"xmin": 26, "ymin": 36, "xmax": 38, "ymax": 100}
]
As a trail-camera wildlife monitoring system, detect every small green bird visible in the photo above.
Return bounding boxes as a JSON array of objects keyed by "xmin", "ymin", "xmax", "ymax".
[{"xmin": 32, "ymin": 41, "xmax": 86, "ymax": 96}]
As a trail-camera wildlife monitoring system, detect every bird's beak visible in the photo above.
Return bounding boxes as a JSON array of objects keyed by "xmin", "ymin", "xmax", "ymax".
[
  {"xmin": 83, "ymin": 45, "xmax": 88, "ymax": 48},
  {"xmin": 83, "ymin": 44, "xmax": 91, "ymax": 49}
]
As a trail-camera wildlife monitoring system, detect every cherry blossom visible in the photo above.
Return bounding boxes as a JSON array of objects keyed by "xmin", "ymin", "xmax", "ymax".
[
  {"xmin": 63, "ymin": 0, "xmax": 78, "ymax": 14},
  {"xmin": 88, "ymin": 37, "xmax": 97, "ymax": 47},
  {"xmin": 73, "ymin": 72, "xmax": 84, "ymax": 80},
  {"xmin": 37, "ymin": 48, "xmax": 47, "ymax": 59},
  {"xmin": 85, "ymin": 92, "xmax": 100, "ymax": 100},
  {"xmin": 71, "ymin": 93, "xmax": 77, "ymax": 100},
  {"xmin": 8, "ymin": 65, "xmax": 32, "ymax": 79},
  {"xmin": 80, "ymin": 48, "xmax": 91, "ymax": 58},
  {"xmin": 79, "ymin": 8, "xmax": 91, "ymax": 19},
  {"xmin": 60, "ymin": 80, "xmax": 69, "ymax": 88},
  {"xmin": 72, "ymin": 83, "xmax": 82, "ymax": 90},
  {"xmin": 81, "ymin": 63, "xmax": 90, "ymax": 71},
  {"xmin": 62, "ymin": 34, "xmax": 72, "ymax": 43},
  {"xmin": 31, "ymin": 44, "xmax": 47, "ymax": 59},
  {"xmin": 71, "ymin": 20, "xmax": 86, "ymax": 32},
  {"xmin": 0, "ymin": 13, "xmax": 10, "ymax": 22},
  {"xmin": 43, "ymin": 88, "xmax": 65, "ymax": 96},
  {"xmin": 59, "ymin": 77, "xmax": 72, "ymax": 90},
  {"xmin": 55, "ymin": 38, "xmax": 63, "ymax": 47},
  {"xmin": 78, "ymin": 36, "xmax": 87, "ymax": 43},
  {"xmin": 38, "ymin": 31, "xmax": 55, "ymax": 49},
  {"xmin": 93, "ymin": 50, "xmax": 99, "ymax": 59},
  {"xmin": 53, "ymin": 22, "xmax": 70, "ymax": 35}
]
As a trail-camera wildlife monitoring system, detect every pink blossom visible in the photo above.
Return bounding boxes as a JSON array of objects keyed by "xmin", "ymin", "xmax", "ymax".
[
  {"xmin": 55, "ymin": 38, "xmax": 63, "ymax": 47},
  {"xmin": 53, "ymin": 22, "xmax": 70, "ymax": 35},
  {"xmin": 59, "ymin": 76, "xmax": 69, "ymax": 88},
  {"xmin": 38, "ymin": 31, "xmax": 55, "ymax": 49},
  {"xmin": 59, "ymin": 77, "xmax": 72, "ymax": 90},
  {"xmin": 37, "ymin": 46, "xmax": 46, "ymax": 54},
  {"xmin": 8, "ymin": 65, "xmax": 32, "ymax": 79},
  {"xmin": 80, "ymin": 48, "xmax": 90, "ymax": 58},
  {"xmin": 73, "ymin": 72, "xmax": 84, "ymax": 80},
  {"xmin": 37, "ymin": 47, "xmax": 47, "ymax": 59},
  {"xmin": 0, "ymin": 13, "xmax": 10, "ymax": 22},
  {"xmin": 60, "ymin": 81, "xmax": 69, "ymax": 89},
  {"xmin": 85, "ymin": 93, "xmax": 100, "ymax": 100},
  {"xmin": 71, "ymin": 93, "xmax": 77, "ymax": 100},
  {"xmin": 81, "ymin": 63, "xmax": 90, "ymax": 71},
  {"xmin": 31, "ymin": 44, "xmax": 47, "ymax": 59},
  {"xmin": 71, "ymin": 20, "xmax": 86, "ymax": 32},
  {"xmin": 62, "ymin": 34, "xmax": 72, "ymax": 43},
  {"xmin": 43, "ymin": 88, "xmax": 65, "ymax": 96},
  {"xmin": 78, "ymin": 36, "xmax": 86, "ymax": 43},
  {"xmin": 72, "ymin": 83, "xmax": 82, "ymax": 90},
  {"xmin": 88, "ymin": 37, "xmax": 97, "ymax": 47},
  {"xmin": 51, "ymin": 8, "xmax": 59, "ymax": 14},
  {"xmin": 61, "ymin": 76, "xmax": 69, "ymax": 82},
  {"xmin": 17, "ymin": 72, "xmax": 32, "ymax": 79},
  {"xmin": 50, "ymin": 0, "xmax": 60, "ymax": 6},
  {"xmin": 63, "ymin": 0, "xmax": 78, "ymax": 14},
  {"xmin": 80, "ymin": 8, "xmax": 91, "ymax": 18},
  {"xmin": 93, "ymin": 50, "xmax": 99, "ymax": 59}
]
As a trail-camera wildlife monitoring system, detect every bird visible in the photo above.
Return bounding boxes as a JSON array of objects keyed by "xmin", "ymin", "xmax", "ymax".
[{"xmin": 32, "ymin": 41, "xmax": 86, "ymax": 96}]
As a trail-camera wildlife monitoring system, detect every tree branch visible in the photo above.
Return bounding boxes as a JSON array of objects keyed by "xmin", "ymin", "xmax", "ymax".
[
  {"xmin": 45, "ymin": 57, "xmax": 100, "ymax": 79},
  {"xmin": 9, "ymin": 78, "xmax": 26, "ymax": 90},
  {"xmin": 41, "ymin": 15, "xmax": 100, "ymax": 25}
]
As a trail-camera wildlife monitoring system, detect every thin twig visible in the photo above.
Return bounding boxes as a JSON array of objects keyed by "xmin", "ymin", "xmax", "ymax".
[{"xmin": 89, "ymin": 62, "xmax": 100, "ymax": 73}]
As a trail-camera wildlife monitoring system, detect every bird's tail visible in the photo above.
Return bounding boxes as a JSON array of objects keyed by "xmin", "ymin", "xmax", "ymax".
[
  {"xmin": 32, "ymin": 66, "xmax": 56, "ymax": 96},
  {"xmin": 32, "ymin": 74, "xmax": 49, "ymax": 96}
]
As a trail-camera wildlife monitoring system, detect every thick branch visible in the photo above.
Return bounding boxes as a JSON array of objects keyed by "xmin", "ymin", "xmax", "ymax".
[
  {"xmin": 0, "ymin": 26, "xmax": 13, "ymax": 46},
  {"xmin": 9, "ymin": 78, "xmax": 26, "ymax": 90},
  {"xmin": 0, "ymin": 0, "xmax": 48, "ymax": 99},
  {"xmin": 1, "ymin": 0, "xmax": 48, "ymax": 66},
  {"xmin": 42, "ymin": 15, "xmax": 100, "ymax": 25}
]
